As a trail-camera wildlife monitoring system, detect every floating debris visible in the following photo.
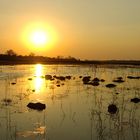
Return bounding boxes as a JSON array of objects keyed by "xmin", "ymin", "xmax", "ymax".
[
  {"xmin": 27, "ymin": 102, "xmax": 46, "ymax": 111},
  {"xmin": 56, "ymin": 84, "xmax": 61, "ymax": 87},
  {"xmin": 106, "ymin": 84, "xmax": 116, "ymax": 88},
  {"xmin": 108, "ymin": 104, "xmax": 118, "ymax": 114},
  {"xmin": 131, "ymin": 98, "xmax": 140, "ymax": 103}
]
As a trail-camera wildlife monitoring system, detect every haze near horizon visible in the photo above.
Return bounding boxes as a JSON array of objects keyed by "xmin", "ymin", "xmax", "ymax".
[{"xmin": 0, "ymin": 0, "xmax": 140, "ymax": 60}]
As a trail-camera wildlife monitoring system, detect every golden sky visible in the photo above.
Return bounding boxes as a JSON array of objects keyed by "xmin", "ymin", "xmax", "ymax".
[{"xmin": 0, "ymin": 0, "xmax": 140, "ymax": 60}]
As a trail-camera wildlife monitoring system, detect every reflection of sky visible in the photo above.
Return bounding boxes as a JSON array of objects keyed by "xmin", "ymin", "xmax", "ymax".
[{"xmin": 34, "ymin": 64, "xmax": 43, "ymax": 92}]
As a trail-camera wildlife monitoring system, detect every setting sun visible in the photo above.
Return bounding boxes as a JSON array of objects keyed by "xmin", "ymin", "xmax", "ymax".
[
  {"xmin": 20, "ymin": 22, "xmax": 59, "ymax": 52},
  {"xmin": 30, "ymin": 30, "xmax": 48, "ymax": 46}
]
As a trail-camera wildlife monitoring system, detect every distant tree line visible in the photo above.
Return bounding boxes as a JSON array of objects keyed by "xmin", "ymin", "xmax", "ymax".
[
  {"xmin": 0, "ymin": 49, "xmax": 140, "ymax": 65},
  {"xmin": 0, "ymin": 49, "xmax": 80, "ymax": 64}
]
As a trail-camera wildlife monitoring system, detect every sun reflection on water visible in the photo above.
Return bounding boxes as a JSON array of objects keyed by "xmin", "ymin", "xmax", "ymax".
[
  {"xmin": 34, "ymin": 64, "xmax": 44, "ymax": 92},
  {"xmin": 35, "ymin": 64, "xmax": 42, "ymax": 77}
]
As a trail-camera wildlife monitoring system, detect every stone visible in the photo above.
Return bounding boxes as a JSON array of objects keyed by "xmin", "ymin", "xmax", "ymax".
[{"xmin": 27, "ymin": 102, "xmax": 46, "ymax": 111}]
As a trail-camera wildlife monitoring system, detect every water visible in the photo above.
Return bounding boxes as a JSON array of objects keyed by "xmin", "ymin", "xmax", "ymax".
[{"xmin": 0, "ymin": 64, "xmax": 140, "ymax": 140}]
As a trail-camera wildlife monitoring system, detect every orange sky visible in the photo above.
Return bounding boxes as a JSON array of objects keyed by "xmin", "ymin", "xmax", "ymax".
[{"xmin": 0, "ymin": 0, "xmax": 140, "ymax": 60}]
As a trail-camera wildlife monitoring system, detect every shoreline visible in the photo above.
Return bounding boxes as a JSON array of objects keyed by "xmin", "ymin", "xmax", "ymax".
[{"xmin": 0, "ymin": 60, "xmax": 140, "ymax": 66}]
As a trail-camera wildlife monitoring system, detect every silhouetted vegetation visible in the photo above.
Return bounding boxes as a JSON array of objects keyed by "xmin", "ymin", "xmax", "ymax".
[{"xmin": 0, "ymin": 50, "xmax": 140, "ymax": 65}]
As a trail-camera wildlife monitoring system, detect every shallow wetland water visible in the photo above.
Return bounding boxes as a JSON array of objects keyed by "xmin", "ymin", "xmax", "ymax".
[{"xmin": 0, "ymin": 64, "xmax": 140, "ymax": 140}]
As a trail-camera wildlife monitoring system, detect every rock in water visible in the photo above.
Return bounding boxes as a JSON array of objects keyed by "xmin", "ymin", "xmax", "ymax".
[
  {"xmin": 27, "ymin": 102, "xmax": 46, "ymax": 111},
  {"xmin": 11, "ymin": 82, "xmax": 16, "ymax": 85},
  {"xmin": 92, "ymin": 77, "xmax": 100, "ymax": 82},
  {"xmin": 106, "ymin": 84, "xmax": 116, "ymax": 88},
  {"xmin": 127, "ymin": 76, "xmax": 140, "ymax": 79},
  {"xmin": 91, "ymin": 81, "xmax": 100, "ymax": 86},
  {"xmin": 108, "ymin": 104, "xmax": 118, "ymax": 114},
  {"xmin": 65, "ymin": 76, "xmax": 71, "ymax": 80},
  {"xmin": 100, "ymin": 79, "xmax": 105, "ymax": 82},
  {"xmin": 113, "ymin": 79, "xmax": 125, "ymax": 83},
  {"xmin": 45, "ymin": 75, "xmax": 52, "ymax": 80},
  {"xmin": 131, "ymin": 98, "xmax": 140, "ymax": 103},
  {"xmin": 82, "ymin": 76, "xmax": 91, "ymax": 84}
]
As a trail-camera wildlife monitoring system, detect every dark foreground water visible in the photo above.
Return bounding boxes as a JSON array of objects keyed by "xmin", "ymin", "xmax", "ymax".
[{"xmin": 0, "ymin": 64, "xmax": 139, "ymax": 140}]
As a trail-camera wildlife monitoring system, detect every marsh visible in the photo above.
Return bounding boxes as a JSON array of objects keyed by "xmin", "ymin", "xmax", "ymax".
[{"xmin": 0, "ymin": 64, "xmax": 139, "ymax": 140}]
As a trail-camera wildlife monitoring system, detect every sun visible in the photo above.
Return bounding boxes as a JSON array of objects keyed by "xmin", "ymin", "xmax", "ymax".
[
  {"xmin": 30, "ymin": 30, "xmax": 48, "ymax": 46},
  {"xmin": 20, "ymin": 22, "xmax": 59, "ymax": 52}
]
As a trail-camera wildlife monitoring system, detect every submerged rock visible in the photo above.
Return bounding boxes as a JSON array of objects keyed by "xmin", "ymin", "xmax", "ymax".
[
  {"xmin": 27, "ymin": 102, "xmax": 46, "ymax": 111},
  {"xmin": 131, "ymin": 98, "xmax": 140, "ymax": 103},
  {"xmin": 28, "ymin": 78, "xmax": 32, "ymax": 81},
  {"xmin": 32, "ymin": 89, "xmax": 35, "ymax": 92},
  {"xmin": 106, "ymin": 84, "xmax": 116, "ymax": 88},
  {"xmin": 45, "ymin": 75, "xmax": 52, "ymax": 80},
  {"xmin": 100, "ymin": 79, "xmax": 105, "ymax": 82},
  {"xmin": 11, "ymin": 82, "xmax": 16, "ymax": 85},
  {"xmin": 40, "ymin": 76, "xmax": 45, "ymax": 78},
  {"xmin": 79, "ymin": 76, "xmax": 82, "ymax": 78},
  {"xmin": 90, "ymin": 81, "xmax": 100, "ymax": 86},
  {"xmin": 108, "ymin": 104, "xmax": 118, "ymax": 114}
]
